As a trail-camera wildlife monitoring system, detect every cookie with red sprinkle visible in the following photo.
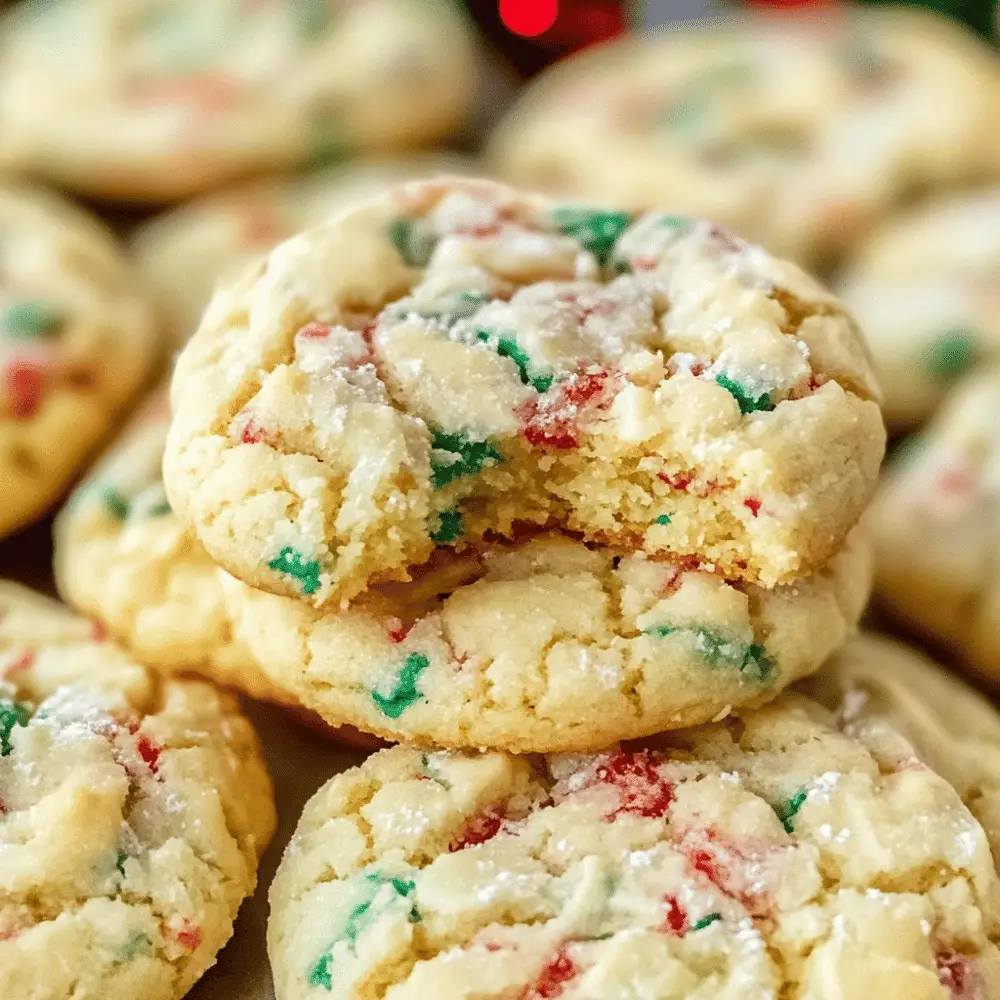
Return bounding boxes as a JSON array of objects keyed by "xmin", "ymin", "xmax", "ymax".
[
  {"xmin": 165, "ymin": 178, "xmax": 884, "ymax": 609},
  {"xmin": 0, "ymin": 182, "xmax": 157, "ymax": 540},
  {"xmin": 0, "ymin": 582, "xmax": 275, "ymax": 1000},
  {"xmin": 220, "ymin": 528, "xmax": 872, "ymax": 751},
  {"xmin": 268, "ymin": 694, "xmax": 1000, "ymax": 1000}
]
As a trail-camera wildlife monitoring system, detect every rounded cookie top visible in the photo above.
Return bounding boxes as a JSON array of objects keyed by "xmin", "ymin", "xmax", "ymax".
[
  {"xmin": 221, "ymin": 526, "xmax": 872, "ymax": 751},
  {"xmin": 864, "ymin": 369, "xmax": 1000, "ymax": 684},
  {"xmin": 0, "ymin": 582, "xmax": 275, "ymax": 1000},
  {"xmin": 803, "ymin": 632, "xmax": 1000, "ymax": 867},
  {"xmin": 0, "ymin": 182, "xmax": 159, "ymax": 539},
  {"xmin": 133, "ymin": 156, "xmax": 474, "ymax": 347},
  {"xmin": 491, "ymin": 7, "xmax": 1000, "ymax": 268},
  {"xmin": 0, "ymin": 0, "xmax": 477, "ymax": 202},
  {"xmin": 164, "ymin": 178, "xmax": 884, "ymax": 608},
  {"xmin": 841, "ymin": 189, "xmax": 1000, "ymax": 427},
  {"xmin": 268, "ymin": 694, "xmax": 1000, "ymax": 1000}
]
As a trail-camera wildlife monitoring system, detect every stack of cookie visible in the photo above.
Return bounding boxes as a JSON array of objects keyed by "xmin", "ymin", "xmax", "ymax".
[{"xmin": 55, "ymin": 172, "xmax": 980, "ymax": 995}]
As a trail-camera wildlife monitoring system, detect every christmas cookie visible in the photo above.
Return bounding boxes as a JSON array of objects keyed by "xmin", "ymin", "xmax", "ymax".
[
  {"xmin": 133, "ymin": 156, "xmax": 472, "ymax": 347},
  {"xmin": 804, "ymin": 632, "xmax": 1000, "ymax": 865},
  {"xmin": 840, "ymin": 189, "xmax": 1000, "ymax": 428},
  {"xmin": 0, "ymin": 182, "xmax": 158, "ymax": 540},
  {"xmin": 220, "ymin": 527, "xmax": 871, "ymax": 751},
  {"xmin": 164, "ymin": 178, "xmax": 885, "ymax": 609},
  {"xmin": 268, "ymin": 694, "xmax": 1000, "ymax": 1000},
  {"xmin": 0, "ymin": 0, "xmax": 477, "ymax": 202},
  {"xmin": 0, "ymin": 582, "xmax": 276, "ymax": 1000},
  {"xmin": 865, "ymin": 370, "xmax": 1000, "ymax": 685},
  {"xmin": 491, "ymin": 7, "xmax": 1000, "ymax": 268}
]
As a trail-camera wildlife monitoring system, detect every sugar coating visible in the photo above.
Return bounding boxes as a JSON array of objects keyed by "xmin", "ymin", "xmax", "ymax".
[
  {"xmin": 0, "ymin": 182, "xmax": 158, "ymax": 539},
  {"xmin": 0, "ymin": 582, "xmax": 275, "ymax": 1000},
  {"xmin": 864, "ymin": 370, "xmax": 1000, "ymax": 684},
  {"xmin": 220, "ymin": 527, "xmax": 872, "ymax": 751},
  {"xmin": 492, "ymin": 7, "xmax": 1000, "ymax": 268},
  {"xmin": 164, "ymin": 178, "xmax": 884, "ymax": 609},
  {"xmin": 0, "ymin": 0, "xmax": 477, "ymax": 202},
  {"xmin": 132, "ymin": 155, "xmax": 474, "ymax": 348},
  {"xmin": 841, "ymin": 189, "xmax": 1000, "ymax": 427},
  {"xmin": 268, "ymin": 694, "xmax": 1000, "ymax": 1000},
  {"xmin": 804, "ymin": 632, "xmax": 1000, "ymax": 869}
]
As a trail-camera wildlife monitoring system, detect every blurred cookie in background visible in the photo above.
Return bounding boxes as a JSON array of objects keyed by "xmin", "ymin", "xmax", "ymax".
[
  {"xmin": 491, "ymin": 7, "xmax": 1000, "ymax": 268},
  {"xmin": 0, "ymin": 182, "xmax": 158, "ymax": 541},
  {"xmin": 0, "ymin": 0, "xmax": 478, "ymax": 202},
  {"xmin": 841, "ymin": 189, "xmax": 1000, "ymax": 428},
  {"xmin": 865, "ymin": 369, "xmax": 1000, "ymax": 687},
  {"xmin": 132, "ymin": 156, "xmax": 474, "ymax": 347}
]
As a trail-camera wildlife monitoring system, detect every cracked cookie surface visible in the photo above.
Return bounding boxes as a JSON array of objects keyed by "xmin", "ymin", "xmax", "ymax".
[
  {"xmin": 221, "ymin": 528, "xmax": 872, "ymax": 751},
  {"xmin": 0, "ymin": 0, "xmax": 476, "ymax": 201},
  {"xmin": 268, "ymin": 694, "xmax": 1000, "ymax": 1000},
  {"xmin": 0, "ymin": 582, "xmax": 275, "ymax": 1000},
  {"xmin": 0, "ymin": 182, "xmax": 158, "ymax": 539},
  {"xmin": 164, "ymin": 178, "xmax": 884, "ymax": 608}
]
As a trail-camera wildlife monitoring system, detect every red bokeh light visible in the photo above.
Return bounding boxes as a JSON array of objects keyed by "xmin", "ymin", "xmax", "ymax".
[{"xmin": 499, "ymin": 0, "xmax": 559, "ymax": 37}]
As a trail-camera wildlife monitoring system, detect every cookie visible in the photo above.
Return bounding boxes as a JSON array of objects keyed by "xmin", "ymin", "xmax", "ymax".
[
  {"xmin": 0, "ymin": 182, "xmax": 159, "ymax": 540},
  {"xmin": 840, "ymin": 189, "xmax": 1000, "ymax": 428},
  {"xmin": 221, "ymin": 526, "xmax": 871, "ymax": 751},
  {"xmin": 268, "ymin": 693, "xmax": 1000, "ymax": 1000},
  {"xmin": 132, "ymin": 156, "xmax": 472, "ymax": 347},
  {"xmin": 491, "ymin": 7, "xmax": 1000, "ymax": 268},
  {"xmin": 0, "ymin": 0, "xmax": 477, "ymax": 202},
  {"xmin": 803, "ymin": 632, "xmax": 1000, "ymax": 866},
  {"xmin": 0, "ymin": 582, "xmax": 276, "ymax": 1000},
  {"xmin": 164, "ymin": 178, "xmax": 885, "ymax": 609},
  {"xmin": 864, "ymin": 370, "xmax": 1000, "ymax": 686}
]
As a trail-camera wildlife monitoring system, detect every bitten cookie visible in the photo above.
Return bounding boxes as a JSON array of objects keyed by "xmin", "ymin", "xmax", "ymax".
[
  {"xmin": 221, "ymin": 527, "xmax": 871, "ymax": 751},
  {"xmin": 0, "ymin": 0, "xmax": 477, "ymax": 201},
  {"xmin": 268, "ymin": 695, "xmax": 1000, "ymax": 1000},
  {"xmin": 491, "ymin": 7, "xmax": 1000, "ymax": 268},
  {"xmin": 840, "ymin": 189, "xmax": 1000, "ymax": 428},
  {"xmin": 164, "ymin": 178, "xmax": 885, "ymax": 608},
  {"xmin": 864, "ymin": 370, "xmax": 1000, "ymax": 685},
  {"xmin": 0, "ymin": 182, "xmax": 158, "ymax": 539},
  {"xmin": 804, "ymin": 632, "xmax": 1000, "ymax": 865},
  {"xmin": 132, "ymin": 156, "xmax": 472, "ymax": 347},
  {"xmin": 0, "ymin": 582, "xmax": 276, "ymax": 1000}
]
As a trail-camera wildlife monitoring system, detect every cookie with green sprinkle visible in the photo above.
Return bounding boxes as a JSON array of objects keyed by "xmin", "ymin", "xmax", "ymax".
[
  {"xmin": 0, "ymin": 581, "xmax": 275, "ymax": 1000},
  {"xmin": 270, "ymin": 694, "xmax": 1000, "ymax": 999},
  {"xmin": 165, "ymin": 178, "xmax": 883, "ymax": 610},
  {"xmin": 220, "ymin": 529, "xmax": 872, "ymax": 752}
]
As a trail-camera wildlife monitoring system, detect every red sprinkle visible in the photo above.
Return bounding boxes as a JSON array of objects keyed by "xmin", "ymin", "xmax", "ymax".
[
  {"xmin": 939, "ymin": 466, "xmax": 976, "ymax": 496},
  {"xmin": 297, "ymin": 322, "xmax": 332, "ymax": 340},
  {"xmin": 484, "ymin": 942, "xmax": 503, "ymax": 953},
  {"xmin": 743, "ymin": 497, "xmax": 762, "ymax": 518},
  {"xmin": 136, "ymin": 733, "xmax": 161, "ymax": 774},
  {"xmin": 89, "ymin": 620, "xmax": 108, "ymax": 643},
  {"xmin": 521, "ymin": 369, "xmax": 614, "ymax": 450},
  {"xmin": 170, "ymin": 919, "xmax": 203, "ymax": 952},
  {"xmin": 661, "ymin": 894, "xmax": 688, "ymax": 936},
  {"xmin": 937, "ymin": 952, "xmax": 984, "ymax": 1000},
  {"xmin": 5, "ymin": 651, "xmax": 34, "ymax": 676},
  {"xmin": 522, "ymin": 946, "xmax": 577, "ymax": 999},
  {"xmin": 450, "ymin": 808, "xmax": 505, "ymax": 852},
  {"xmin": 240, "ymin": 416, "xmax": 270, "ymax": 445},
  {"xmin": 387, "ymin": 619, "xmax": 412, "ymax": 644},
  {"xmin": 594, "ymin": 750, "xmax": 675, "ymax": 819},
  {"xmin": 658, "ymin": 472, "xmax": 693, "ymax": 492},
  {"xmin": 681, "ymin": 829, "xmax": 771, "ymax": 916},
  {"xmin": 4, "ymin": 358, "xmax": 46, "ymax": 419}
]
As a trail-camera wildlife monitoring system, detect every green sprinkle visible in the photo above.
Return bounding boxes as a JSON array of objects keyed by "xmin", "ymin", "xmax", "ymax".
[
  {"xmin": 693, "ymin": 913, "xmax": 722, "ymax": 931},
  {"xmin": 776, "ymin": 789, "xmax": 808, "ymax": 833},
  {"xmin": 922, "ymin": 327, "xmax": 980, "ymax": 382},
  {"xmin": 294, "ymin": 0, "xmax": 334, "ymax": 36},
  {"xmin": 643, "ymin": 626, "xmax": 774, "ymax": 682},
  {"xmin": 420, "ymin": 752, "xmax": 451, "ymax": 788},
  {"xmin": 118, "ymin": 931, "xmax": 152, "ymax": 961},
  {"xmin": 147, "ymin": 501, "xmax": 172, "ymax": 517},
  {"xmin": 2, "ymin": 302, "xmax": 62, "ymax": 339},
  {"xmin": 268, "ymin": 546, "xmax": 323, "ymax": 596},
  {"xmin": 309, "ymin": 954, "xmax": 333, "ymax": 989},
  {"xmin": 430, "ymin": 429, "xmax": 503, "ymax": 489},
  {"xmin": 388, "ymin": 218, "xmax": 438, "ymax": 268},
  {"xmin": 551, "ymin": 207, "xmax": 632, "ymax": 266},
  {"xmin": 116, "ymin": 850, "xmax": 128, "ymax": 876},
  {"xmin": 101, "ymin": 486, "xmax": 130, "ymax": 521},
  {"xmin": 412, "ymin": 290, "xmax": 487, "ymax": 327},
  {"xmin": 888, "ymin": 433, "xmax": 924, "ymax": 468},
  {"xmin": 659, "ymin": 214, "xmax": 694, "ymax": 234},
  {"xmin": 715, "ymin": 372, "xmax": 775, "ymax": 415},
  {"xmin": 372, "ymin": 653, "xmax": 430, "ymax": 718},
  {"xmin": 655, "ymin": 514, "xmax": 671, "ymax": 526},
  {"xmin": 475, "ymin": 329, "xmax": 553, "ymax": 392},
  {"xmin": 430, "ymin": 508, "xmax": 463, "ymax": 545},
  {"xmin": 0, "ymin": 699, "xmax": 31, "ymax": 756},
  {"xmin": 308, "ymin": 104, "xmax": 352, "ymax": 168}
]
